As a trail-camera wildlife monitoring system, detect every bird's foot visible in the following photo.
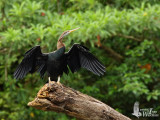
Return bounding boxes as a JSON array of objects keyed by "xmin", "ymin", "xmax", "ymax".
[
  {"xmin": 48, "ymin": 77, "xmax": 53, "ymax": 89},
  {"xmin": 56, "ymin": 76, "xmax": 63, "ymax": 88},
  {"xmin": 48, "ymin": 81, "xmax": 51, "ymax": 88}
]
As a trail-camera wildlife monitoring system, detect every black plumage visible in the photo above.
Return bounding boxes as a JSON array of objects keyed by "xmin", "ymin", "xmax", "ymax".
[
  {"xmin": 14, "ymin": 28, "xmax": 105, "ymax": 82},
  {"xmin": 14, "ymin": 44, "xmax": 105, "ymax": 81}
]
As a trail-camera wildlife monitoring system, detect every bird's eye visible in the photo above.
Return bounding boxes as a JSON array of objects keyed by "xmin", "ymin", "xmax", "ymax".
[
  {"xmin": 64, "ymin": 31, "xmax": 69, "ymax": 36},
  {"xmin": 66, "ymin": 31, "xmax": 69, "ymax": 34}
]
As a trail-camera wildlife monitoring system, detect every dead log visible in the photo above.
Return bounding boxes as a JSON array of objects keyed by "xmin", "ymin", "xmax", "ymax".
[{"xmin": 28, "ymin": 81, "xmax": 131, "ymax": 120}]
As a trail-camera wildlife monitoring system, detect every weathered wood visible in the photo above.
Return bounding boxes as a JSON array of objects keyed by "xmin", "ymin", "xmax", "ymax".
[{"xmin": 28, "ymin": 81, "xmax": 131, "ymax": 120}]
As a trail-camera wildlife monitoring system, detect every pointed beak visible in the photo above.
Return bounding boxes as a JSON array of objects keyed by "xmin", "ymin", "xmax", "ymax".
[
  {"xmin": 68, "ymin": 27, "xmax": 80, "ymax": 33},
  {"xmin": 59, "ymin": 27, "xmax": 80, "ymax": 40}
]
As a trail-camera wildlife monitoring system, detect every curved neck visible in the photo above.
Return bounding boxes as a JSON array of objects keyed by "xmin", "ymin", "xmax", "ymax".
[{"xmin": 57, "ymin": 37, "xmax": 65, "ymax": 50}]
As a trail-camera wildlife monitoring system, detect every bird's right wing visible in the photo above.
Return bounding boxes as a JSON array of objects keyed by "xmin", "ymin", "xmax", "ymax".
[
  {"xmin": 65, "ymin": 44, "xmax": 105, "ymax": 76},
  {"xmin": 14, "ymin": 46, "xmax": 48, "ymax": 79}
]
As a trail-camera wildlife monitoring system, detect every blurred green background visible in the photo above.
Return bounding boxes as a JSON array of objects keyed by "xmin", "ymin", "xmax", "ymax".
[{"xmin": 0, "ymin": 0, "xmax": 160, "ymax": 120}]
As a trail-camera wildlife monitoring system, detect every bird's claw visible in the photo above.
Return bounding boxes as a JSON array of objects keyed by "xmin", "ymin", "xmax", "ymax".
[
  {"xmin": 48, "ymin": 77, "xmax": 53, "ymax": 89},
  {"xmin": 48, "ymin": 82, "xmax": 51, "ymax": 88}
]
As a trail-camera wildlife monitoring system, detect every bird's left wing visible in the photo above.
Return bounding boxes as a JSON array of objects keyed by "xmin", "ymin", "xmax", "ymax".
[
  {"xmin": 65, "ymin": 44, "xmax": 105, "ymax": 76},
  {"xmin": 14, "ymin": 46, "xmax": 48, "ymax": 79}
]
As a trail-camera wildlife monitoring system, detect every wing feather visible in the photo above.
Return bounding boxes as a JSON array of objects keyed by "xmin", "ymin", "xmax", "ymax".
[
  {"xmin": 81, "ymin": 54, "xmax": 94, "ymax": 73},
  {"xmin": 66, "ymin": 44, "xmax": 105, "ymax": 76},
  {"xmin": 92, "ymin": 60, "xmax": 105, "ymax": 74},
  {"xmin": 81, "ymin": 52, "xmax": 100, "ymax": 75},
  {"xmin": 87, "ymin": 54, "xmax": 103, "ymax": 76},
  {"xmin": 91, "ymin": 57, "xmax": 105, "ymax": 73},
  {"xmin": 14, "ymin": 46, "xmax": 48, "ymax": 79},
  {"xmin": 90, "ymin": 60, "xmax": 103, "ymax": 75}
]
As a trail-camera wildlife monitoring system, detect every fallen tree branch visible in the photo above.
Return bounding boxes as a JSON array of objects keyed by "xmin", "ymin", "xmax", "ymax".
[{"xmin": 28, "ymin": 82, "xmax": 131, "ymax": 120}]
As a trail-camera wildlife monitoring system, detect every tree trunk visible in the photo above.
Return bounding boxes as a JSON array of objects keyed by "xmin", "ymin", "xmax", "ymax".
[{"xmin": 28, "ymin": 81, "xmax": 131, "ymax": 120}]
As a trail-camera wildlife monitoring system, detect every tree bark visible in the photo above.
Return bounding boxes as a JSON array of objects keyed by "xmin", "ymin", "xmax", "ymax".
[{"xmin": 28, "ymin": 81, "xmax": 131, "ymax": 120}]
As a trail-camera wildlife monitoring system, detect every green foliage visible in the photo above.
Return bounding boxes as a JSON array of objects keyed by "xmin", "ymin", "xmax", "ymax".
[{"xmin": 0, "ymin": 0, "xmax": 160, "ymax": 119}]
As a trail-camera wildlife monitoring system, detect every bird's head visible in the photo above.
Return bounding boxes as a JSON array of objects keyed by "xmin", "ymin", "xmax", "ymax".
[{"xmin": 58, "ymin": 27, "xmax": 80, "ymax": 41}]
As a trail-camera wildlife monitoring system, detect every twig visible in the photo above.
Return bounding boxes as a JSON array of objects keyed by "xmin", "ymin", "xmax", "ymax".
[
  {"xmin": 116, "ymin": 34, "xmax": 142, "ymax": 42},
  {"xmin": 95, "ymin": 35, "xmax": 124, "ymax": 62}
]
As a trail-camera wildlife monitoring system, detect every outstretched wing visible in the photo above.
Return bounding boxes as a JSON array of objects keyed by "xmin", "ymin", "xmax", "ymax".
[
  {"xmin": 65, "ymin": 44, "xmax": 105, "ymax": 76},
  {"xmin": 14, "ymin": 45, "xmax": 48, "ymax": 79}
]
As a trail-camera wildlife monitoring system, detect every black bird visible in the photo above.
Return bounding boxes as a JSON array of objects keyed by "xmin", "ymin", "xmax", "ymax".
[{"xmin": 14, "ymin": 28, "xmax": 106, "ymax": 85}]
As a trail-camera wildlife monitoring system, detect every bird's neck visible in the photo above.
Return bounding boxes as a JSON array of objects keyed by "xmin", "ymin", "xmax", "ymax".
[{"xmin": 57, "ymin": 38, "xmax": 65, "ymax": 50}]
